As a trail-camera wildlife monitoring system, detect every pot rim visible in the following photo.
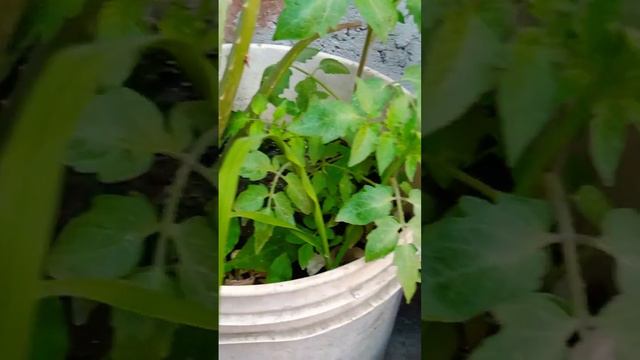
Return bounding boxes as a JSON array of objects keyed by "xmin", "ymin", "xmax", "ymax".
[{"xmin": 220, "ymin": 43, "xmax": 400, "ymax": 296}]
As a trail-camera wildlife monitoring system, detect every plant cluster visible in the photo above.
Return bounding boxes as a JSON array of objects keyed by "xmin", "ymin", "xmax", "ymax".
[
  {"xmin": 423, "ymin": 0, "xmax": 640, "ymax": 358},
  {"xmin": 219, "ymin": 0, "xmax": 422, "ymax": 302},
  {"xmin": 1, "ymin": 0, "xmax": 218, "ymax": 358}
]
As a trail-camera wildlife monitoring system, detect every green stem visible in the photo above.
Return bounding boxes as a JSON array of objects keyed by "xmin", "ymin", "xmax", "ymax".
[
  {"xmin": 334, "ymin": 226, "xmax": 363, "ymax": 267},
  {"xmin": 324, "ymin": 163, "xmax": 377, "ymax": 186},
  {"xmin": 266, "ymin": 163, "xmax": 291, "ymax": 209},
  {"xmin": 545, "ymin": 173, "xmax": 590, "ymax": 332},
  {"xmin": 291, "ymin": 65, "xmax": 340, "ymax": 99},
  {"xmin": 542, "ymin": 233, "xmax": 603, "ymax": 251},
  {"xmin": 391, "ymin": 177, "xmax": 406, "ymax": 224},
  {"xmin": 266, "ymin": 135, "xmax": 334, "ymax": 268},
  {"xmin": 219, "ymin": 0, "xmax": 260, "ymax": 138},
  {"xmin": 514, "ymin": 96, "xmax": 593, "ymax": 195},
  {"xmin": 437, "ymin": 162, "xmax": 500, "ymax": 202},
  {"xmin": 246, "ymin": 21, "xmax": 362, "ymax": 116},
  {"xmin": 355, "ymin": 26, "xmax": 374, "ymax": 82},
  {"xmin": 154, "ymin": 129, "xmax": 215, "ymax": 272},
  {"xmin": 162, "ymin": 151, "xmax": 215, "ymax": 187}
]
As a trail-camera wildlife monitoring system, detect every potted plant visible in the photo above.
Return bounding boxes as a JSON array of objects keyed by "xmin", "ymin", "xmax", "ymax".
[
  {"xmin": 218, "ymin": 0, "xmax": 421, "ymax": 358},
  {"xmin": 422, "ymin": 0, "xmax": 640, "ymax": 358},
  {"xmin": 0, "ymin": 1, "xmax": 218, "ymax": 358}
]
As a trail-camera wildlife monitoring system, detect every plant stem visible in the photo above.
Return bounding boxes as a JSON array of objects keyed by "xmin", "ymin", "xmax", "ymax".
[
  {"xmin": 391, "ymin": 177, "xmax": 406, "ymax": 224},
  {"xmin": 154, "ymin": 129, "xmax": 215, "ymax": 272},
  {"xmin": 515, "ymin": 95, "xmax": 593, "ymax": 195},
  {"xmin": 219, "ymin": 0, "xmax": 260, "ymax": 138},
  {"xmin": 545, "ymin": 173, "xmax": 590, "ymax": 332},
  {"xmin": 291, "ymin": 65, "xmax": 340, "ymax": 99},
  {"xmin": 245, "ymin": 21, "xmax": 362, "ymax": 115},
  {"xmin": 266, "ymin": 163, "xmax": 291, "ymax": 209},
  {"xmin": 323, "ymin": 163, "xmax": 377, "ymax": 186},
  {"xmin": 162, "ymin": 151, "xmax": 215, "ymax": 187},
  {"xmin": 541, "ymin": 233, "xmax": 603, "ymax": 251},
  {"xmin": 437, "ymin": 162, "xmax": 500, "ymax": 201},
  {"xmin": 355, "ymin": 26, "xmax": 374, "ymax": 83}
]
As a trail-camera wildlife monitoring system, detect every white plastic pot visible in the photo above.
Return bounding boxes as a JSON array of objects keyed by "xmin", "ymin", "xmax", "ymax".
[{"xmin": 219, "ymin": 44, "xmax": 403, "ymax": 360}]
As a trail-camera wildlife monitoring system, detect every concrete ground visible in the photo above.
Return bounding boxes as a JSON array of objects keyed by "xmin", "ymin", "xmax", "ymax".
[{"xmin": 225, "ymin": 1, "xmax": 422, "ymax": 81}]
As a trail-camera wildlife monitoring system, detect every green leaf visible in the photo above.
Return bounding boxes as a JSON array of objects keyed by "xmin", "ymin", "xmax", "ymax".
[
  {"xmin": 254, "ymin": 208, "xmax": 275, "ymax": 253},
  {"xmin": 349, "ymin": 125, "xmax": 379, "ymax": 167},
  {"xmin": 312, "ymin": 172, "xmax": 327, "ymax": 194},
  {"xmin": 318, "ymin": 58, "xmax": 350, "ymax": 75},
  {"xmin": 226, "ymin": 218, "xmax": 240, "ymax": 256},
  {"xmin": 0, "ymin": 38, "xmax": 155, "ymax": 359},
  {"xmin": 424, "ymin": 9, "xmax": 501, "ymax": 134},
  {"xmin": 111, "ymin": 271, "xmax": 177, "ymax": 360},
  {"xmin": 29, "ymin": 299, "xmax": 68, "ymax": 360},
  {"xmin": 288, "ymin": 99, "xmax": 363, "ymax": 143},
  {"xmin": 260, "ymin": 65, "xmax": 293, "ymax": 104},
  {"xmin": 601, "ymin": 209, "xmax": 640, "ymax": 295},
  {"xmin": 288, "ymin": 138, "xmax": 305, "ymax": 164},
  {"xmin": 296, "ymin": 47, "xmax": 321, "ymax": 63},
  {"xmin": 235, "ymin": 184, "xmax": 269, "ymax": 212},
  {"xmin": 498, "ymin": 36, "xmax": 557, "ymax": 166},
  {"xmin": 365, "ymin": 217, "xmax": 401, "ymax": 261},
  {"xmin": 339, "ymin": 174, "xmax": 355, "ymax": 203},
  {"xmin": 273, "ymin": 192, "xmax": 295, "ymax": 225},
  {"xmin": 274, "ymin": 0, "xmax": 350, "ymax": 40},
  {"xmin": 41, "ymin": 278, "xmax": 216, "ymax": 330},
  {"xmin": 226, "ymin": 232, "xmax": 297, "ymax": 273},
  {"xmin": 224, "ymin": 112, "xmax": 251, "ymax": 140},
  {"xmin": 111, "ymin": 308, "xmax": 177, "ymax": 360},
  {"xmin": 336, "ymin": 185, "xmax": 394, "ymax": 225},
  {"xmin": 250, "ymin": 93, "xmax": 269, "ymax": 115},
  {"xmin": 218, "ymin": 135, "xmax": 265, "ymax": 285},
  {"xmin": 168, "ymin": 101, "xmax": 213, "ymax": 152},
  {"xmin": 239, "ymin": 150, "xmax": 274, "ymax": 180},
  {"xmin": 323, "ymin": 196, "xmax": 337, "ymax": 213},
  {"xmin": 470, "ymin": 294, "xmax": 576, "ymax": 360},
  {"xmin": 298, "ymin": 244, "xmax": 315, "ymax": 269},
  {"xmin": 173, "ymin": 217, "xmax": 216, "ymax": 307},
  {"xmin": 273, "ymin": 101, "xmax": 288, "ymax": 121},
  {"xmin": 375, "ymin": 133, "xmax": 396, "ymax": 174},
  {"xmin": 408, "ymin": 189, "xmax": 421, "ymax": 219},
  {"xmin": 590, "ymin": 102, "xmax": 629, "ymax": 186},
  {"xmin": 66, "ymin": 87, "xmax": 171, "ymax": 182},
  {"xmin": 353, "ymin": 77, "xmax": 393, "ymax": 117},
  {"xmin": 267, "ymin": 253, "xmax": 293, "ymax": 283},
  {"xmin": 97, "ymin": 0, "xmax": 148, "ymax": 40},
  {"xmin": 295, "ymin": 77, "xmax": 318, "ymax": 111},
  {"xmin": 394, "ymin": 244, "xmax": 420, "ymax": 302},
  {"xmin": 308, "ymin": 136, "xmax": 324, "ymax": 163},
  {"xmin": 405, "ymin": 154, "xmax": 419, "ymax": 180},
  {"xmin": 407, "ymin": 0, "xmax": 421, "ymax": 26},
  {"xmin": 422, "ymin": 195, "xmax": 552, "ymax": 322},
  {"xmin": 285, "ymin": 173, "xmax": 313, "ymax": 214},
  {"xmin": 47, "ymin": 195, "xmax": 157, "ymax": 279},
  {"xmin": 158, "ymin": 3, "xmax": 207, "ymax": 45},
  {"xmin": 18, "ymin": 0, "xmax": 87, "ymax": 45},
  {"xmin": 572, "ymin": 185, "xmax": 611, "ymax": 229},
  {"xmin": 354, "ymin": 0, "xmax": 398, "ymax": 41},
  {"xmin": 386, "ymin": 94, "xmax": 412, "ymax": 129},
  {"xmin": 595, "ymin": 294, "xmax": 640, "ymax": 360}
]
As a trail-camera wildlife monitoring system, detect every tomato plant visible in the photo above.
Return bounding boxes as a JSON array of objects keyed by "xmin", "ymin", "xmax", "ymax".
[
  {"xmin": 0, "ymin": 1, "xmax": 217, "ymax": 358},
  {"xmin": 218, "ymin": 0, "xmax": 422, "ymax": 304},
  {"xmin": 423, "ymin": 0, "xmax": 640, "ymax": 358}
]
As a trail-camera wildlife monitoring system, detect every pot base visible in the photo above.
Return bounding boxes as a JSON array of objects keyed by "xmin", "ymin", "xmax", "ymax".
[{"xmin": 219, "ymin": 291, "xmax": 402, "ymax": 360}]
